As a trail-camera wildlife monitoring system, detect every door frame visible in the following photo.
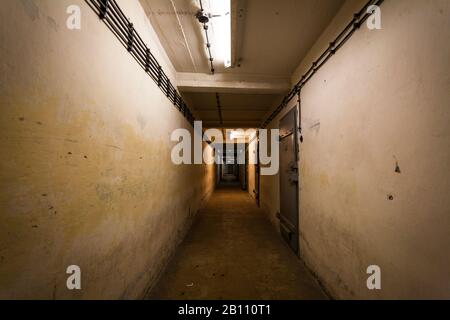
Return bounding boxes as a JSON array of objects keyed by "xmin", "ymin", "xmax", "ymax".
[
  {"xmin": 255, "ymin": 131, "xmax": 261, "ymax": 207},
  {"xmin": 278, "ymin": 104, "xmax": 300, "ymax": 255}
]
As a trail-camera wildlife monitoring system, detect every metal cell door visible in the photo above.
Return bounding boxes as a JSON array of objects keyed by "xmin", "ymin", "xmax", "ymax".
[
  {"xmin": 255, "ymin": 135, "xmax": 260, "ymax": 206},
  {"xmin": 279, "ymin": 107, "xmax": 299, "ymax": 254}
]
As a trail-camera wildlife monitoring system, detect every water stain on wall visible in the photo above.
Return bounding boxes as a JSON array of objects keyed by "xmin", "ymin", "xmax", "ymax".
[
  {"xmin": 20, "ymin": 0, "xmax": 40, "ymax": 21},
  {"xmin": 46, "ymin": 16, "xmax": 58, "ymax": 32}
]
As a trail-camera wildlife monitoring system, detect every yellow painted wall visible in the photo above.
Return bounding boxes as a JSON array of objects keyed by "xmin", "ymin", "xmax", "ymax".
[
  {"xmin": 0, "ymin": 0, "xmax": 215, "ymax": 299},
  {"xmin": 261, "ymin": 0, "xmax": 450, "ymax": 299}
]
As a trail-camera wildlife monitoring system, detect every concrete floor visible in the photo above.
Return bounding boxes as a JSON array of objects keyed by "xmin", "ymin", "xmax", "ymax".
[{"xmin": 146, "ymin": 182, "xmax": 327, "ymax": 300}]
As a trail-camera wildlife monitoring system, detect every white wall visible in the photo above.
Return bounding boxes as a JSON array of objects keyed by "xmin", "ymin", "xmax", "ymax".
[
  {"xmin": 261, "ymin": 0, "xmax": 450, "ymax": 299},
  {"xmin": 0, "ymin": 0, "xmax": 215, "ymax": 299}
]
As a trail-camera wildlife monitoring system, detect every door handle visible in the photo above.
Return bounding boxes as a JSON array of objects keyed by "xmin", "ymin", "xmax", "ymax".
[
  {"xmin": 288, "ymin": 172, "xmax": 299, "ymax": 183},
  {"xmin": 288, "ymin": 161, "xmax": 298, "ymax": 170}
]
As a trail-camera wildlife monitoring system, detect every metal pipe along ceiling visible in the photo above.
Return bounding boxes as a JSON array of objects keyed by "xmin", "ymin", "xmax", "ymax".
[
  {"xmin": 198, "ymin": 0, "xmax": 215, "ymax": 74},
  {"xmin": 261, "ymin": 0, "xmax": 385, "ymax": 128},
  {"xmin": 85, "ymin": 0, "xmax": 196, "ymax": 126}
]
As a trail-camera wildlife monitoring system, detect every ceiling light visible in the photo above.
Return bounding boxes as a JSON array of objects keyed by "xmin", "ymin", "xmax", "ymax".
[
  {"xmin": 229, "ymin": 130, "xmax": 254, "ymax": 140},
  {"xmin": 209, "ymin": 0, "xmax": 232, "ymax": 68}
]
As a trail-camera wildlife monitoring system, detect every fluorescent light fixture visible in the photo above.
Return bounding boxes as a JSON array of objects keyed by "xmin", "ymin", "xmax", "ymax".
[
  {"xmin": 209, "ymin": 0, "xmax": 232, "ymax": 68},
  {"xmin": 229, "ymin": 129, "xmax": 256, "ymax": 141}
]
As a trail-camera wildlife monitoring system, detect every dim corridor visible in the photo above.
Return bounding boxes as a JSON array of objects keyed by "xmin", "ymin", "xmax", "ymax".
[
  {"xmin": 146, "ymin": 182, "xmax": 327, "ymax": 300},
  {"xmin": 1, "ymin": 0, "xmax": 448, "ymax": 301}
]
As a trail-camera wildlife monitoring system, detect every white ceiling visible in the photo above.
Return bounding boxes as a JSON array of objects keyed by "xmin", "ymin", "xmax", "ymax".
[{"xmin": 140, "ymin": 0, "xmax": 344, "ymax": 127}]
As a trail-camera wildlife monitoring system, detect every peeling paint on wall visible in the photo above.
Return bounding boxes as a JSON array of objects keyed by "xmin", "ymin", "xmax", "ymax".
[{"xmin": 0, "ymin": 0, "xmax": 215, "ymax": 299}]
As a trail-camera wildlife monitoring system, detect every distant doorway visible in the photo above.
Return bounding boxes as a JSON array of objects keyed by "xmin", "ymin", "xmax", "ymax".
[{"xmin": 221, "ymin": 144, "xmax": 238, "ymax": 182}]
